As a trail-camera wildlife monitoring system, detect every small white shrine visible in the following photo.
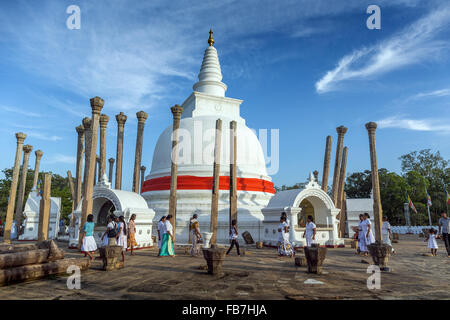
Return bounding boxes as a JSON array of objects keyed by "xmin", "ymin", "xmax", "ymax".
[
  {"xmin": 19, "ymin": 189, "xmax": 62, "ymax": 240},
  {"xmin": 262, "ymin": 173, "xmax": 344, "ymax": 247},
  {"xmin": 69, "ymin": 175, "xmax": 155, "ymax": 249}
]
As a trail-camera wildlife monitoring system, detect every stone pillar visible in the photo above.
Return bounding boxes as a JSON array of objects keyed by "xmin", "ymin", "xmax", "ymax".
[
  {"xmin": 82, "ymin": 117, "xmax": 92, "ymax": 197},
  {"xmin": 74, "ymin": 125, "xmax": 84, "ymax": 213},
  {"xmin": 321, "ymin": 135, "xmax": 332, "ymax": 192},
  {"xmin": 341, "ymin": 192, "xmax": 348, "ymax": 237},
  {"xmin": 32, "ymin": 150, "xmax": 43, "ymax": 190},
  {"xmin": 108, "ymin": 158, "xmax": 115, "ymax": 184},
  {"xmin": 67, "ymin": 170, "xmax": 75, "ymax": 212},
  {"xmin": 168, "ymin": 105, "xmax": 183, "ymax": 241},
  {"xmin": 331, "ymin": 126, "xmax": 347, "ymax": 205},
  {"xmin": 210, "ymin": 119, "xmax": 222, "ymax": 245},
  {"xmin": 115, "ymin": 112, "xmax": 127, "ymax": 190},
  {"xmin": 99, "ymin": 114, "xmax": 109, "ymax": 181},
  {"xmin": 133, "ymin": 111, "xmax": 149, "ymax": 193},
  {"xmin": 96, "ymin": 155, "xmax": 100, "ymax": 183},
  {"xmin": 79, "ymin": 97, "xmax": 104, "ymax": 247},
  {"xmin": 229, "ymin": 121, "xmax": 238, "ymax": 229},
  {"xmin": 15, "ymin": 144, "xmax": 33, "ymax": 230},
  {"xmin": 336, "ymin": 146, "xmax": 348, "ymax": 237},
  {"xmin": 38, "ymin": 173, "xmax": 52, "ymax": 241},
  {"xmin": 4, "ymin": 133, "xmax": 27, "ymax": 243},
  {"xmin": 365, "ymin": 122, "xmax": 382, "ymax": 242},
  {"xmin": 140, "ymin": 165, "xmax": 146, "ymax": 193}
]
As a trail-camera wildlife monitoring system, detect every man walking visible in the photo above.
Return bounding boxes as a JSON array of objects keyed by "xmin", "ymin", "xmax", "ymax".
[{"xmin": 438, "ymin": 212, "xmax": 450, "ymax": 257}]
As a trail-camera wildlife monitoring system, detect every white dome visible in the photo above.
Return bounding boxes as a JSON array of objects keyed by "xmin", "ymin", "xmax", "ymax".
[{"xmin": 147, "ymin": 115, "xmax": 270, "ymax": 180}]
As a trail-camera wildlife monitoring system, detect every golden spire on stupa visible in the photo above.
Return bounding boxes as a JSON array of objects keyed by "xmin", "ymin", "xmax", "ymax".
[{"xmin": 208, "ymin": 29, "xmax": 214, "ymax": 46}]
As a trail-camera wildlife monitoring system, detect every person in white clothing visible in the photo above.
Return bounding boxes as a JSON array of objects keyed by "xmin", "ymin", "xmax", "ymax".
[
  {"xmin": 157, "ymin": 216, "xmax": 166, "ymax": 256},
  {"xmin": 382, "ymin": 216, "xmax": 395, "ymax": 254},
  {"xmin": 101, "ymin": 215, "xmax": 117, "ymax": 247},
  {"xmin": 116, "ymin": 216, "xmax": 128, "ymax": 262},
  {"xmin": 303, "ymin": 215, "xmax": 317, "ymax": 247},
  {"xmin": 277, "ymin": 216, "xmax": 293, "ymax": 257},
  {"xmin": 426, "ymin": 228, "xmax": 438, "ymax": 256},
  {"xmin": 361, "ymin": 213, "xmax": 375, "ymax": 256},
  {"xmin": 281, "ymin": 212, "xmax": 290, "ymax": 230}
]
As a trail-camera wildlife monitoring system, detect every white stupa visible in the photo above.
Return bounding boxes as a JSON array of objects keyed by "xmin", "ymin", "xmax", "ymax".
[{"xmin": 142, "ymin": 30, "xmax": 275, "ymax": 243}]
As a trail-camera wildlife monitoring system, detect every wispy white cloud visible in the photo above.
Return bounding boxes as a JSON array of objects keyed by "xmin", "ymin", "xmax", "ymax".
[
  {"xmin": 316, "ymin": 5, "xmax": 450, "ymax": 93},
  {"xmin": 0, "ymin": 105, "xmax": 41, "ymax": 118},
  {"xmin": 46, "ymin": 154, "xmax": 76, "ymax": 164},
  {"xmin": 378, "ymin": 116, "xmax": 450, "ymax": 132},
  {"xmin": 410, "ymin": 88, "xmax": 450, "ymax": 100},
  {"xmin": 27, "ymin": 131, "xmax": 63, "ymax": 141}
]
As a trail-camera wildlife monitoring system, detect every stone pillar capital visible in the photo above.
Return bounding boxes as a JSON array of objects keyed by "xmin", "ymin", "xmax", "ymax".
[
  {"xmin": 170, "ymin": 105, "xmax": 183, "ymax": 120},
  {"xmin": 116, "ymin": 112, "xmax": 127, "ymax": 126},
  {"xmin": 16, "ymin": 132, "xmax": 26, "ymax": 144},
  {"xmin": 90, "ymin": 96, "xmax": 104, "ymax": 115},
  {"xmin": 365, "ymin": 121, "xmax": 377, "ymax": 133},
  {"xmin": 35, "ymin": 149, "xmax": 43, "ymax": 158},
  {"xmin": 136, "ymin": 111, "xmax": 148, "ymax": 123},
  {"xmin": 99, "ymin": 114, "xmax": 110, "ymax": 128},
  {"xmin": 109, "ymin": 158, "xmax": 115, "ymax": 164},
  {"xmin": 76, "ymin": 125, "xmax": 85, "ymax": 135},
  {"xmin": 336, "ymin": 125, "xmax": 348, "ymax": 135},
  {"xmin": 23, "ymin": 144, "xmax": 33, "ymax": 154},
  {"xmin": 140, "ymin": 165, "xmax": 146, "ymax": 171},
  {"xmin": 82, "ymin": 117, "xmax": 92, "ymax": 130}
]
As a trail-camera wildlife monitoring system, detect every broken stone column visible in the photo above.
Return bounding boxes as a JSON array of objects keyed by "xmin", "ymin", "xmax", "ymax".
[
  {"xmin": 366, "ymin": 122, "xmax": 391, "ymax": 271},
  {"xmin": 74, "ymin": 125, "xmax": 84, "ymax": 213},
  {"xmin": 202, "ymin": 247, "xmax": 226, "ymax": 276},
  {"xmin": 32, "ymin": 150, "xmax": 43, "ymax": 190},
  {"xmin": 210, "ymin": 119, "xmax": 222, "ymax": 245},
  {"xmin": 331, "ymin": 126, "xmax": 347, "ymax": 205},
  {"xmin": 115, "ymin": 112, "xmax": 127, "ymax": 190},
  {"xmin": 38, "ymin": 173, "xmax": 52, "ymax": 241},
  {"xmin": 132, "ymin": 111, "xmax": 148, "ymax": 193},
  {"xmin": 140, "ymin": 165, "xmax": 146, "ymax": 193},
  {"xmin": 168, "ymin": 105, "xmax": 183, "ymax": 241},
  {"xmin": 4, "ymin": 132, "xmax": 27, "ymax": 243},
  {"xmin": 108, "ymin": 158, "xmax": 114, "ymax": 185},
  {"xmin": 82, "ymin": 117, "xmax": 92, "ymax": 197},
  {"xmin": 321, "ymin": 135, "xmax": 332, "ymax": 192},
  {"xmin": 229, "ymin": 121, "xmax": 238, "ymax": 229},
  {"xmin": 79, "ymin": 97, "xmax": 104, "ymax": 247},
  {"xmin": 304, "ymin": 245, "xmax": 327, "ymax": 274},
  {"xmin": 336, "ymin": 146, "xmax": 348, "ymax": 237},
  {"xmin": 15, "ymin": 144, "xmax": 33, "ymax": 231},
  {"xmin": 99, "ymin": 114, "xmax": 109, "ymax": 181}
]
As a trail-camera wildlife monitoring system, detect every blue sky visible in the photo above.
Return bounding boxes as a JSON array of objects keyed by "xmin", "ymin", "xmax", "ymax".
[{"xmin": 0, "ymin": 0, "xmax": 449, "ymax": 190}]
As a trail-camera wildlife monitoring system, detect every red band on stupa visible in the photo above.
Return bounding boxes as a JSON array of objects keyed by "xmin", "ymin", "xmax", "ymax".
[{"xmin": 141, "ymin": 175, "xmax": 275, "ymax": 194}]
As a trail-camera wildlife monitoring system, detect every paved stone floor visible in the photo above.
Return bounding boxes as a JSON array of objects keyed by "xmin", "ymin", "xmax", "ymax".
[{"xmin": 0, "ymin": 234, "xmax": 448, "ymax": 300}]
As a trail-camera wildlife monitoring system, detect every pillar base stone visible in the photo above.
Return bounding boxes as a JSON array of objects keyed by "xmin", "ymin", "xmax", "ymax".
[
  {"xmin": 202, "ymin": 247, "xmax": 226, "ymax": 276},
  {"xmin": 304, "ymin": 245, "xmax": 327, "ymax": 274},
  {"xmin": 99, "ymin": 245, "xmax": 124, "ymax": 271},
  {"xmin": 368, "ymin": 242, "xmax": 391, "ymax": 270}
]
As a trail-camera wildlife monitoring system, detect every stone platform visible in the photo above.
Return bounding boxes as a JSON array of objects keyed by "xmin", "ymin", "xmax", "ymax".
[{"xmin": 0, "ymin": 234, "xmax": 448, "ymax": 300}]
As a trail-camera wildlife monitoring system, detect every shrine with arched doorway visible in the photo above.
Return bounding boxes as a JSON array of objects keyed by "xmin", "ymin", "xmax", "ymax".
[{"xmin": 262, "ymin": 173, "xmax": 344, "ymax": 247}]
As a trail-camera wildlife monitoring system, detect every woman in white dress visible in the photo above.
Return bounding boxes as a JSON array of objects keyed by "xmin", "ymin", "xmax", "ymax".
[
  {"xmin": 277, "ymin": 217, "xmax": 293, "ymax": 257},
  {"xmin": 361, "ymin": 213, "xmax": 375, "ymax": 256},
  {"xmin": 101, "ymin": 215, "xmax": 116, "ymax": 247},
  {"xmin": 382, "ymin": 216, "xmax": 395, "ymax": 254},
  {"xmin": 426, "ymin": 228, "xmax": 438, "ymax": 256},
  {"xmin": 116, "ymin": 216, "xmax": 128, "ymax": 262},
  {"xmin": 357, "ymin": 214, "xmax": 364, "ymax": 254},
  {"xmin": 303, "ymin": 215, "xmax": 316, "ymax": 247}
]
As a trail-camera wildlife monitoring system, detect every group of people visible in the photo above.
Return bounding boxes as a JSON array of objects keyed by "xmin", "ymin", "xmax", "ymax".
[
  {"xmin": 80, "ymin": 213, "xmax": 138, "ymax": 262},
  {"xmin": 156, "ymin": 215, "xmax": 175, "ymax": 257},
  {"xmin": 277, "ymin": 212, "xmax": 317, "ymax": 257},
  {"xmin": 354, "ymin": 212, "xmax": 380, "ymax": 256}
]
